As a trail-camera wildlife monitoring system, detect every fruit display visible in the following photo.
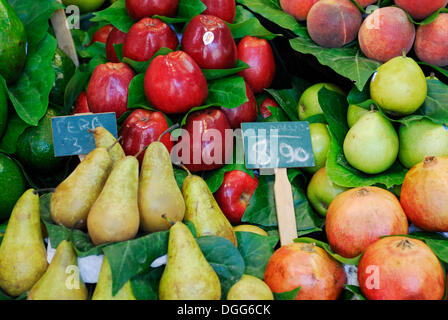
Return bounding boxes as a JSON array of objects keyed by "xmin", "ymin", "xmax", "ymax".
[{"xmin": 0, "ymin": 0, "xmax": 447, "ymax": 304}]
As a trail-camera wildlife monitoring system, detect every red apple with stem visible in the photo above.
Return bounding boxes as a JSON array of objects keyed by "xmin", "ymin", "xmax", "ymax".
[
  {"xmin": 119, "ymin": 109, "xmax": 173, "ymax": 164},
  {"xmin": 182, "ymin": 15, "xmax": 237, "ymax": 69},
  {"xmin": 106, "ymin": 27, "xmax": 127, "ymax": 63},
  {"xmin": 175, "ymin": 108, "xmax": 232, "ymax": 172},
  {"xmin": 260, "ymin": 97, "xmax": 280, "ymax": 119},
  {"xmin": 125, "ymin": 0, "xmax": 179, "ymax": 21},
  {"xmin": 89, "ymin": 24, "xmax": 114, "ymax": 46},
  {"xmin": 201, "ymin": 0, "xmax": 236, "ymax": 23},
  {"xmin": 214, "ymin": 170, "xmax": 258, "ymax": 224},
  {"xmin": 122, "ymin": 17, "xmax": 179, "ymax": 62},
  {"xmin": 86, "ymin": 63, "xmax": 135, "ymax": 119},
  {"xmin": 220, "ymin": 81, "xmax": 257, "ymax": 129},
  {"xmin": 72, "ymin": 91, "xmax": 90, "ymax": 114},
  {"xmin": 144, "ymin": 51, "xmax": 208, "ymax": 114},
  {"xmin": 238, "ymin": 36, "xmax": 276, "ymax": 93}
]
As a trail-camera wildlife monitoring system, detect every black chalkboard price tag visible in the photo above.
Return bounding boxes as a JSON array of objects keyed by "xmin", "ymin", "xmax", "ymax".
[
  {"xmin": 51, "ymin": 113, "xmax": 118, "ymax": 157},
  {"xmin": 241, "ymin": 122, "xmax": 315, "ymax": 246}
]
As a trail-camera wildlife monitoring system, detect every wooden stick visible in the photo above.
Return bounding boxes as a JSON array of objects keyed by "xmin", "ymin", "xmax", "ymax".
[
  {"xmin": 274, "ymin": 168, "xmax": 298, "ymax": 246},
  {"xmin": 50, "ymin": 0, "xmax": 79, "ymax": 66}
]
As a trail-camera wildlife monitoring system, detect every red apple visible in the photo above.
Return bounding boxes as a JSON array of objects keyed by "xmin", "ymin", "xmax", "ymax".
[
  {"xmin": 125, "ymin": 0, "xmax": 179, "ymax": 20},
  {"xmin": 89, "ymin": 24, "xmax": 114, "ymax": 46},
  {"xmin": 201, "ymin": 0, "xmax": 236, "ymax": 23},
  {"xmin": 181, "ymin": 15, "xmax": 237, "ymax": 69},
  {"xmin": 72, "ymin": 91, "xmax": 90, "ymax": 114},
  {"xmin": 86, "ymin": 63, "xmax": 135, "ymax": 119},
  {"xmin": 220, "ymin": 82, "xmax": 257, "ymax": 129},
  {"xmin": 175, "ymin": 108, "xmax": 232, "ymax": 172},
  {"xmin": 106, "ymin": 27, "xmax": 127, "ymax": 63},
  {"xmin": 145, "ymin": 51, "xmax": 208, "ymax": 114},
  {"xmin": 238, "ymin": 36, "xmax": 276, "ymax": 93},
  {"xmin": 214, "ymin": 170, "xmax": 258, "ymax": 224},
  {"xmin": 260, "ymin": 97, "xmax": 280, "ymax": 119},
  {"xmin": 119, "ymin": 109, "xmax": 173, "ymax": 164},
  {"xmin": 122, "ymin": 18, "xmax": 179, "ymax": 62}
]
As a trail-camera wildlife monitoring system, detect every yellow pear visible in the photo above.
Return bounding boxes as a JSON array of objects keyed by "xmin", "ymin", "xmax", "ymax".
[
  {"xmin": 87, "ymin": 156, "xmax": 140, "ymax": 245},
  {"xmin": 183, "ymin": 174, "xmax": 236, "ymax": 246},
  {"xmin": 0, "ymin": 189, "xmax": 47, "ymax": 296},
  {"xmin": 227, "ymin": 275, "xmax": 274, "ymax": 300},
  {"xmin": 27, "ymin": 240, "xmax": 88, "ymax": 300},
  {"xmin": 139, "ymin": 142, "xmax": 185, "ymax": 232},
  {"xmin": 159, "ymin": 222, "xmax": 221, "ymax": 300},
  {"xmin": 51, "ymin": 147, "xmax": 112, "ymax": 229},
  {"xmin": 90, "ymin": 127, "xmax": 125, "ymax": 166},
  {"xmin": 92, "ymin": 257, "xmax": 136, "ymax": 300},
  {"xmin": 234, "ymin": 225, "xmax": 269, "ymax": 236}
]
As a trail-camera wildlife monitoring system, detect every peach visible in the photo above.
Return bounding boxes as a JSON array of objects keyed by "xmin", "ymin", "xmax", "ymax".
[
  {"xmin": 415, "ymin": 13, "xmax": 448, "ymax": 67},
  {"xmin": 395, "ymin": 0, "xmax": 448, "ymax": 20},
  {"xmin": 357, "ymin": 0, "xmax": 377, "ymax": 7},
  {"xmin": 280, "ymin": 0, "xmax": 320, "ymax": 21},
  {"xmin": 307, "ymin": 0, "xmax": 362, "ymax": 48},
  {"xmin": 358, "ymin": 7, "xmax": 415, "ymax": 63}
]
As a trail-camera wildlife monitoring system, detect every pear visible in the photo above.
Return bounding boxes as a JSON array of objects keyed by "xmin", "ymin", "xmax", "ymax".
[
  {"xmin": 227, "ymin": 275, "xmax": 274, "ymax": 300},
  {"xmin": 159, "ymin": 222, "xmax": 221, "ymax": 300},
  {"xmin": 370, "ymin": 55, "xmax": 427, "ymax": 116},
  {"xmin": 343, "ymin": 111, "xmax": 399, "ymax": 174},
  {"xmin": 90, "ymin": 127, "xmax": 125, "ymax": 166},
  {"xmin": 51, "ymin": 147, "xmax": 112, "ymax": 229},
  {"xmin": 27, "ymin": 240, "xmax": 88, "ymax": 300},
  {"xmin": 92, "ymin": 257, "xmax": 136, "ymax": 300},
  {"xmin": 0, "ymin": 189, "xmax": 47, "ymax": 296},
  {"xmin": 347, "ymin": 104, "xmax": 369, "ymax": 128},
  {"xmin": 183, "ymin": 174, "xmax": 237, "ymax": 246},
  {"xmin": 139, "ymin": 142, "xmax": 185, "ymax": 232},
  {"xmin": 233, "ymin": 225, "xmax": 268, "ymax": 237},
  {"xmin": 87, "ymin": 156, "xmax": 140, "ymax": 245}
]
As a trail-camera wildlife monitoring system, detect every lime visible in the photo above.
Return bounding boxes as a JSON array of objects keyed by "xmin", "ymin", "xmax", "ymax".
[
  {"xmin": 15, "ymin": 108, "xmax": 65, "ymax": 172},
  {"xmin": 50, "ymin": 48, "xmax": 76, "ymax": 107},
  {"xmin": 0, "ymin": 153, "xmax": 26, "ymax": 220},
  {"xmin": 0, "ymin": 84, "xmax": 7, "ymax": 138}
]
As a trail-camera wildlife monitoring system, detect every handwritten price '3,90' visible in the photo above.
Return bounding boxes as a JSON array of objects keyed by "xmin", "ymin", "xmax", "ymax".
[{"xmin": 251, "ymin": 139, "xmax": 311, "ymax": 167}]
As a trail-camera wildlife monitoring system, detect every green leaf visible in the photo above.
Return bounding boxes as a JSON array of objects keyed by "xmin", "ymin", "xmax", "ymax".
[
  {"xmin": 235, "ymin": 232, "xmax": 278, "ymax": 279},
  {"xmin": 7, "ymin": 33, "xmax": 58, "ymax": 125},
  {"xmin": 78, "ymin": 42, "xmax": 106, "ymax": 59},
  {"xmin": 406, "ymin": 233, "xmax": 448, "ymax": 264},
  {"xmin": 318, "ymin": 87, "xmax": 349, "ymax": 146},
  {"xmin": 197, "ymin": 236, "xmax": 245, "ymax": 298},
  {"xmin": 273, "ymin": 286, "xmax": 301, "ymax": 300},
  {"xmin": 265, "ymin": 88, "xmax": 300, "ymax": 121},
  {"xmin": 0, "ymin": 112, "xmax": 29, "ymax": 154},
  {"xmin": 344, "ymin": 285, "xmax": 366, "ymax": 300},
  {"xmin": 127, "ymin": 74, "xmax": 147, "ymax": 109},
  {"xmin": 130, "ymin": 267, "xmax": 163, "ymax": 300},
  {"xmin": 202, "ymin": 60, "xmax": 250, "ymax": 81},
  {"xmin": 419, "ymin": 62, "xmax": 448, "ymax": 78},
  {"xmin": 63, "ymin": 66, "xmax": 91, "ymax": 114},
  {"xmin": 174, "ymin": 167, "xmax": 188, "ymax": 190},
  {"xmin": 414, "ymin": 79, "xmax": 448, "ymax": 124},
  {"xmin": 294, "ymin": 237, "xmax": 362, "ymax": 265},
  {"xmin": 204, "ymin": 163, "xmax": 255, "ymax": 193},
  {"xmin": 177, "ymin": 0, "xmax": 207, "ymax": 19},
  {"xmin": 227, "ymin": 17, "xmax": 279, "ymax": 40},
  {"xmin": 289, "ymin": 37, "xmax": 381, "ymax": 91},
  {"xmin": 123, "ymin": 47, "xmax": 174, "ymax": 74},
  {"xmin": 347, "ymin": 84, "xmax": 370, "ymax": 106},
  {"xmin": 91, "ymin": 0, "xmax": 134, "ymax": 32}
]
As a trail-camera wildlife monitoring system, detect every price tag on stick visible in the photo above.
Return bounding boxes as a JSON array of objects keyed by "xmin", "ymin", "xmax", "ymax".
[
  {"xmin": 51, "ymin": 0, "xmax": 79, "ymax": 66},
  {"xmin": 241, "ymin": 122, "xmax": 315, "ymax": 246}
]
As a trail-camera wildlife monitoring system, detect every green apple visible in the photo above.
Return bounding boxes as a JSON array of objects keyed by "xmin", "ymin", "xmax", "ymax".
[
  {"xmin": 347, "ymin": 104, "xmax": 369, "ymax": 128},
  {"xmin": 298, "ymin": 83, "xmax": 345, "ymax": 121},
  {"xmin": 62, "ymin": 0, "xmax": 106, "ymax": 13},
  {"xmin": 304, "ymin": 123, "xmax": 331, "ymax": 174},
  {"xmin": 370, "ymin": 55, "xmax": 427, "ymax": 116},
  {"xmin": 343, "ymin": 111, "xmax": 399, "ymax": 174},
  {"xmin": 399, "ymin": 119, "xmax": 448, "ymax": 169},
  {"xmin": 306, "ymin": 167, "xmax": 349, "ymax": 216}
]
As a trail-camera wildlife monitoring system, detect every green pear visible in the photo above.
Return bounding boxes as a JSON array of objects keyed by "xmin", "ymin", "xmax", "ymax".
[
  {"xmin": 183, "ymin": 174, "xmax": 236, "ymax": 246},
  {"xmin": 298, "ymin": 83, "xmax": 345, "ymax": 121},
  {"xmin": 370, "ymin": 55, "xmax": 427, "ymax": 116},
  {"xmin": 227, "ymin": 275, "xmax": 273, "ymax": 300},
  {"xmin": 91, "ymin": 127, "xmax": 126, "ymax": 166},
  {"xmin": 51, "ymin": 147, "xmax": 112, "ymax": 229},
  {"xmin": 159, "ymin": 222, "xmax": 221, "ymax": 300},
  {"xmin": 87, "ymin": 156, "xmax": 140, "ymax": 246},
  {"xmin": 306, "ymin": 167, "xmax": 349, "ymax": 216},
  {"xmin": 27, "ymin": 240, "xmax": 88, "ymax": 300},
  {"xmin": 304, "ymin": 123, "xmax": 331, "ymax": 174},
  {"xmin": 0, "ymin": 189, "xmax": 47, "ymax": 296},
  {"xmin": 343, "ymin": 111, "xmax": 399, "ymax": 174},
  {"xmin": 347, "ymin": 104, "xmax": 369, "ymax": 128},
  {"xmin": 399, "ymin": 119, "xmax": 448, "ymax": 169},
  {"xmin": 139, "ymin": 142, "xmax": 185, "ymax": 233},
  {"xmin": 92, "ymin": 257, "xmax": 136, "ymax": 300}
]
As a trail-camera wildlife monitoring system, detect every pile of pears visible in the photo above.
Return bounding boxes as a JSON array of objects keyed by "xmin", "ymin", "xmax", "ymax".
[{"xmin": 0, "ymin": 127, "xmax": 272, "ymax": 300}]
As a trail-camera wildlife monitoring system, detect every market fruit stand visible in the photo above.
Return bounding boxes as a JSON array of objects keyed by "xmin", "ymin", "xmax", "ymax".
[{"xmin": 0, "ymin": 0, "xmax": 447, "ymax": 301}]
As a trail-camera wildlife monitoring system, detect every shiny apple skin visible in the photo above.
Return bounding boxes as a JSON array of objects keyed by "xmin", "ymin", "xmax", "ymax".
[
  {"xmin": 72, "ymin": 91, "xmax": 90, "ymax": 114},
  {"xmin": 122, "ymin": 18, "xmax": 179, "ymax": 62},
  {"xmin": 106, "ymin": 27, "xmax": 127, "ymax": 63},
  {"xmin": 89, "ymin": 24, "xmax": 114, "ymax": 46},
  {"xmin": 238, "ymin": 36, "xmax": 276, "ymax": 93},
  {"xmin": 86, "ymin": 63, "xmax": 136, "ymax": 119},
  {"xmin": 201, "ymin": 0, "xmax": 236, "ymax": 23},
  {"xmin": 260, "ymin": 97, "xmax": 280, "ymax": 119},
  {"xmin": 144, "ymin": 51, "xmax": 208, "ymax": 114},
  {"xmin": 125, "ymin": 0, "xmax": 179, "ymax": 20},
  {"xmin": 181, "ymin": 15, "xmax": 238, "ymax": 70},
  {"xmin": 221, "ymin": 82, "xmax": 257, "ymax": 129}
]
